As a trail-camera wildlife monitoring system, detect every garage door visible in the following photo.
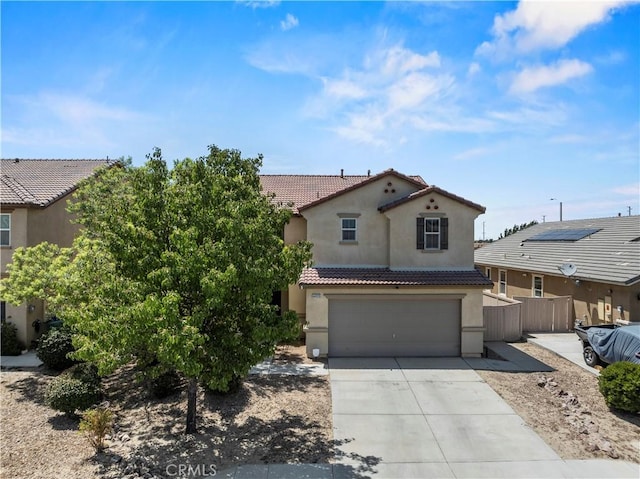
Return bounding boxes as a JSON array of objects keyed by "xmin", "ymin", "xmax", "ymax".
[{"xmin": 328, "ymin": 296, "xmax": 461, "ymax": 357}]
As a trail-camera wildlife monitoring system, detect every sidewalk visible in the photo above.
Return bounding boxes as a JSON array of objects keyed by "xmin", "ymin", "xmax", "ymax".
[
  {"xmin": 0, "ymin": 350, "xmax": 42, "ymax": 368},
  {"xmin": 527, "ymin": 332, "xmax": 599, "ymax": 375}
]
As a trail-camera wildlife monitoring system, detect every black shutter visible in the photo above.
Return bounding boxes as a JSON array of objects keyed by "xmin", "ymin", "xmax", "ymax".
[
  {"xmin": 416, "ymin": 217, "xmax": 424, "ymax": 249},
  {"xmin": 440, "ymin": 217, "xmax": 448, "ymax": 250}
]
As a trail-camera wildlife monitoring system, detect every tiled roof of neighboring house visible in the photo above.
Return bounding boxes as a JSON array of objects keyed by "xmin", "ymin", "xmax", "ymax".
[
  {"xmin": 379, "ymin": 185, "xmax": 486, "ymax": 213},
  {"xmin": 0, "ymin": 159, "xmax": 112, "ymax": 207},
  {"xmin": 260, "ymin": 169, "xmax": 426, "ymax": 214},
  {"xmin": 299, "ymin": 267, "xmax": 493, "ymax": 287},
  {"xmin": 474, "ymin": 216, "xmax": 640, "ymax": 286}
]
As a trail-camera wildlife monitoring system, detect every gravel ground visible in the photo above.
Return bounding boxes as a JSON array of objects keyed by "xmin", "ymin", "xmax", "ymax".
[
  {"xmin": 0, "ymin": 344, "xmax": 332, "ymax": 479},
  {"xmin": 478, "ymin": 342, "xmax": 640, "ymax": 464}
]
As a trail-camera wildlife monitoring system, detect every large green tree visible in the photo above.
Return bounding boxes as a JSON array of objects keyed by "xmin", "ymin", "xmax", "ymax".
[{"xmin": 1, "ymin": 146, "xmax": 312, "ymax": 433}]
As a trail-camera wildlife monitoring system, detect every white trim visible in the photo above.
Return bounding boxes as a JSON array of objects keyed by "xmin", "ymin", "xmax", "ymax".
[
  {"xmin": 0, "ymin": 213, "xmax": 11, "ymax": 247},
  {"xmin": 499, "ymin": 269, "xmax": 507, "ymax": 296},
  {"xmin": 532, "ymin": 275, "xmax": 544, "ymax": 298},
  {"xmin": 340, "ymin": 217, "xmax": 357, "ymax": 242}
]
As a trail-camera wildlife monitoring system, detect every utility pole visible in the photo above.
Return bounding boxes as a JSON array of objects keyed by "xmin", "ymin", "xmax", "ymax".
[
  {"xmin": 550, "ymin": 198, "xmax": 562, "ymax": 221},
  {"xmin": 628, "ymin": 206, "xmax": 632, "ymax": 216}
]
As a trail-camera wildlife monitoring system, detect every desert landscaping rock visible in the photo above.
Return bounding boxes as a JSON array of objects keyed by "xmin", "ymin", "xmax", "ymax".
[{"xmin": 478, "ymin": 342, "xmax": 639, "ymax": 464}]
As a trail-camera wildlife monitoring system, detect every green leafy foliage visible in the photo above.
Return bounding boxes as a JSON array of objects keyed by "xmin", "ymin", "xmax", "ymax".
[
  {"xmin": 45, "ymin": 364, "xmax": 101, "ymax": 415},
  {"xmin": 1, "ymin": 146, "xmax": 312, "ymax": 432},
  {"xmin": 79, "ymin": 407, "xmax": 114, "ymax": 452},
  {"xmin": 1, "ymin": 322, "xmax": 24, "ymax": 356},
  {"xmin": 598, "ymin": 361, "xmax": 640, "ymax": 413},
  {"xmin": 37, "ymin": 327, "xmax": 77, "ymax": 370},
  {"xmin": 0, "ymin": 243, "xmax": 73, "ymax": 312}
]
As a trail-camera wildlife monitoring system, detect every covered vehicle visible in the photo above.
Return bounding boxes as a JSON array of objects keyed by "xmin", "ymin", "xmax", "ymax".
[{"xmin": 575, "ymin": 324, "xmax": 640, "ymax": 367}]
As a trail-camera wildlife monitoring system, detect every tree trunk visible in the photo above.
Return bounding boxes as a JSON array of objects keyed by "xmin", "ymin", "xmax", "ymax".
[{"xmin": 186, "ymin": 377, "xmax": 198, "ymax": 434}]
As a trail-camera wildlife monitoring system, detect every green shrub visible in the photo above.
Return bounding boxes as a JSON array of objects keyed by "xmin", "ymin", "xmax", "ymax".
[
  {"xmin": 45, "ymin": 367, "xmax": 101, "ymax": 415},
  {"xmin": 204, "ymin": 374, "xmax": 243, "ymax": 395},
  {"xmin": 598, "ymin": 361, "xmax": 640, "ymax": 413},
  {"xmin": 1, "ymin": 321, "xmax": 25, "ymax": 356},
  {"xmin": 37, "ymin": 328, "xmax": 76, "ymax": 370},
  {"xmin": 68, "ymin": 362, "xmax": 101, "ymax": 388},
  {"xmin": 79, "ymin": 407, "xmax": 114, "ymax": 452}
]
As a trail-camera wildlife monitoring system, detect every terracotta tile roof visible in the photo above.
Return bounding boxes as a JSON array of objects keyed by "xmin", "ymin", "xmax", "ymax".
[
  {"xmin": 260, "ymin": 169, "xmax": 426, "ymax": 214},
  {"xmin": 299, "ymin": 267, "xmax": 493, "ymax": 287},
  {"xmin": 1, "ymin": 159, "xmax": 113, "ymax": 207},
  {"xmin": 379, "ymin": 185, "xmax": 486, "ymax": 213}
]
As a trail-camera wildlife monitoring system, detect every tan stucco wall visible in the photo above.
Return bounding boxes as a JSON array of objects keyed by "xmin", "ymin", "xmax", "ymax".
[
  {"xmin": 1, "ymin": 198, "xmax": 79, "ymax": 346},
  {"xmin": 304, "ymin": 286, "xmax": 485, "ymax": 358},
  {"xmin": 27, "ymin": 197, "xmax": 80, "ymax": 247},
  {"xmin": 384, "ymin": 192, "xmax": 481, "ymax": 269},
  {"xmin": 301, "ymin": 175, "xmax": 421, "ymax": 267},
  {"xmin": 481, "ymin": 265, "xmax": 639, "ymax": 325},
  {"xmin": 282, "ymin": 216, "xmax": 307, "ymax": 316}
]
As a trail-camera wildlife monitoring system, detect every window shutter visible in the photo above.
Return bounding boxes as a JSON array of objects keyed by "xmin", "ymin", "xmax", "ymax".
[
  {"xmin": 416, "ymin": 217, "xmax": 424, "ymax": 249},
  {"xmin": 440, "ymin": 217, "xmax": 449, "ymax": 250}
]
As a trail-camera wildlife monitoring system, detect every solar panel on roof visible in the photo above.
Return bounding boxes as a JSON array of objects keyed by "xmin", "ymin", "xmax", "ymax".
[{"xmin": 525, "ymin": 228, "xmax": 601, "ymax": 242}]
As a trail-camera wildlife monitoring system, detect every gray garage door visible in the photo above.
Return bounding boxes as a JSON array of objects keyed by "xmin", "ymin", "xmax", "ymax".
[{"xmin": 328, "ymin": 297, "xmax": 461, "ymax": 357}]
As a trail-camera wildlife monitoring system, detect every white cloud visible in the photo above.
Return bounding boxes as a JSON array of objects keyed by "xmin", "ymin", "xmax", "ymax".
[
  {"xmin": 322, "ymin": 78, "xmax": 367, "ymax": 100},
  {"xmin": 509, "ymin": 59, "xmax": 593, "ymax": 94},
  {"xmin": 380, "ymin": 47, "xmax": 440, "ymax": 75},
  {"xmin": 280, "ymin": 13, "xmax": 299, "ymax": 31},
  {"xmin": 387, "ymin": 72, "xmax": 452, "ymax": 111},
  {"xmin": 238, "ymin": 1, "xmax": 280, "ymax": 9},
  {"xmin": 467, "ymin": 62, "xmax": 481, "ymax": 76},
  {"xmin": 549, "ymin": 134, "xmax": 589, "ymax": 144},
  {"xmin": 611, "ymin": 183, "xmax": 640, "ymax": 196},
  {"xmin": 453, "ymin": 146, "xmax": 491, "ymax": 161},
  {"xmin": 2, "ymin": 91, "xmax": 146, "ymax": 150},
  {"xmin": 477, "ymin": 0, "xmax": 636, "ymax": 58}
]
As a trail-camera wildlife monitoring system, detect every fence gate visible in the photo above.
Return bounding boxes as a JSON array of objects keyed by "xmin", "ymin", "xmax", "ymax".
[{"xmin": 514, "ymin": 296, "xmax": 572, "ymax": 333}]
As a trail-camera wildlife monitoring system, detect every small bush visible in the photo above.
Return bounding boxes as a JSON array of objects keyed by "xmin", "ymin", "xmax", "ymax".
[
  {"xmin": 68, "ymin": 362, "xmax": 101, "ymax": 388},
  {"xmin": 598, "ymin": 361, "xmax": 640, "ymax": 413},
  {"xmin": 37, "ymin": 328, "xmax": 76, "ymax": 370},
  {"xmin": 1, "ymin": 322, "xmax": 25, "ymax": 356},
  {"xmin": 45, "ymin": 368, "xmax": 101, "ymax": 415},
  {"xmin": 79, "ymin": 407, "xmax": 113, "ymax": 452},
  {"xmin": 148, "ymin": 369, "xmax": 183, "ymax": 399},
  {"xmin": 204, "ymin": 374, "xmax": 243, "ymax": 395}
]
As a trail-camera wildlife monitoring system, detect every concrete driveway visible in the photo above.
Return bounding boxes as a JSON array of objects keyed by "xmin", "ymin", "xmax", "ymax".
[{"xmin": 329, "ymin": 357, "xmax": 638, "ymax": 478}]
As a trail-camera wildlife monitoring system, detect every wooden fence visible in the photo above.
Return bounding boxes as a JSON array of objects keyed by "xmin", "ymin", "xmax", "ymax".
[
  {"xmin": 483, "ymin": 293, "xmax": 522, "ymax": 341},
  {"xmin": 514, "ymin": 296, "xmax": 572, "ymax": 333}
]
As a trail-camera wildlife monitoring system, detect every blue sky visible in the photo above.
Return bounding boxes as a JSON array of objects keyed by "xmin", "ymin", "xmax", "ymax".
[{"xmin": 2, "ymin": 1, "xmax": 639, "ymax": 239}]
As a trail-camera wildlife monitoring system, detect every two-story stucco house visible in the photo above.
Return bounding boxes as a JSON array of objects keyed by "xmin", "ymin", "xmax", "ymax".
[
  {"xmin": 0, "ymin": 159, "xmax": 112, "ymax": 346},
  {"xmin": 261, "ymin": 169, "xmax": 491, "ymax": 358}
]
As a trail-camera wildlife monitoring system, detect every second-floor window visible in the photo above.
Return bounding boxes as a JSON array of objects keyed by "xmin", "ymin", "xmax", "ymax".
[
  {"xmin": 0, "ymin": 214, "xmax": 10, "ymax": 246},
  {"xmin": 416, "ymin": 217, "xmax": 448, "ymax": 250},
  {"xmin": 341, "ymin": 218, "xmax": 357, "ymax": 241}
]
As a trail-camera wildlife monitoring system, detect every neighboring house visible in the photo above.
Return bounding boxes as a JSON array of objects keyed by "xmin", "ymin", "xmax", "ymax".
[
  {"xmin": 261, "ymin": 169, "xmax": 491, "ymax": 358},
  {"xmin": 0, "ymin": 159, "xmax": 112, "ymax": 346},
  {"xmin": 474, "ymin": 216, "xmax": 640, "ymax": 326}
]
